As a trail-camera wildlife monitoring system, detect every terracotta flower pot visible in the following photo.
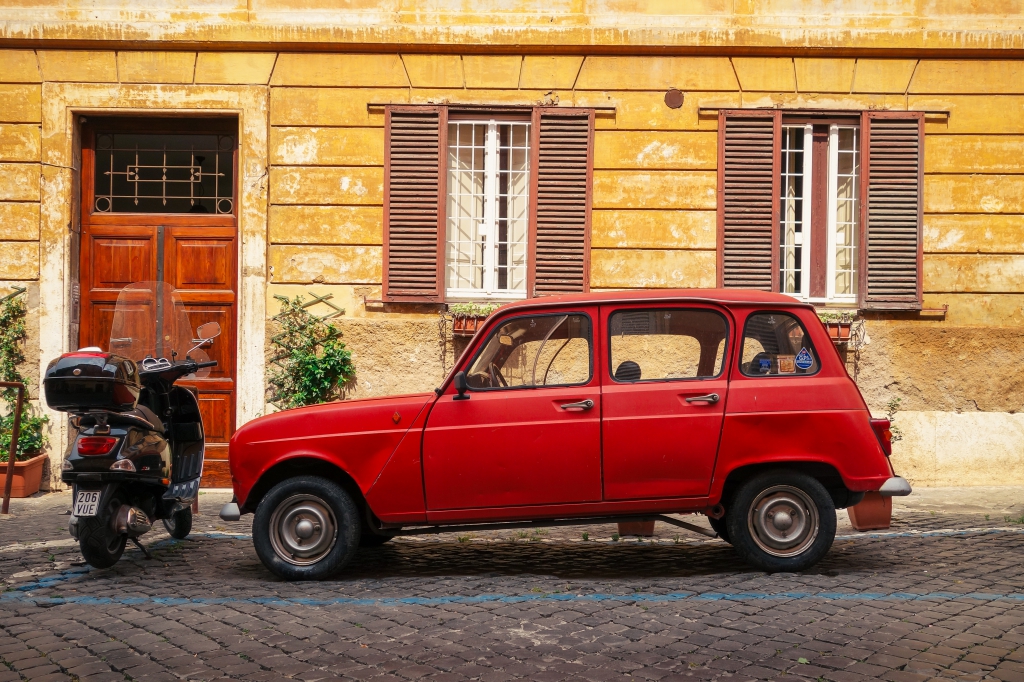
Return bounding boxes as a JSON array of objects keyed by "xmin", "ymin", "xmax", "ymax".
[
  {"xmin": 0, "ymin": 451, "xmax": 47, "ymax": 498},
  {"xmin": 847, "ymin": 491, "xmax": 892, "ymax": 531},
  {"xmin": 618, "ymin": 520, "xmax": 656, "ymax": 537}
]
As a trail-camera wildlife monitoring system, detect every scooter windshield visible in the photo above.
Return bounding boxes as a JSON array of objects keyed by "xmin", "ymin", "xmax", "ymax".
[{"xmin": 108, "ymin": 282, "xmax": 205, "ymax": 369}]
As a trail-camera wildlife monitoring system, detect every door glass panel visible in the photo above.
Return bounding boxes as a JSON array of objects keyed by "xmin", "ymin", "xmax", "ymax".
[
  {"xmin": 609, "ymin": 309, "xmax": 728, "ymax": 382},
  {"xmin": 93, "ymin": 133, "xmax": 236, "ymax": 214},
  {"xmin": 465, "ymin": 314, "xmax": 591, "ymax": 389},
  {"xmin": 740, "ymin": 312, "xmax": 820, "ymax": 376}
]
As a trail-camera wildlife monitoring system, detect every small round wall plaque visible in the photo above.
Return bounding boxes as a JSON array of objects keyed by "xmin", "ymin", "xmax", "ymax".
[{"xmin": 664, "ymin": 88, "xmax": 684, "ymax": 109}]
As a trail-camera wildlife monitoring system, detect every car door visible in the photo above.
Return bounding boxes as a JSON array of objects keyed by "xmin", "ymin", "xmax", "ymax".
[
  {"xmin": 422, "ymin": 309, "xmax": 602, "ymax": 513},
  {"xmin": 600, "ymin": 304, "xmax": 732, "ymax": 500}
]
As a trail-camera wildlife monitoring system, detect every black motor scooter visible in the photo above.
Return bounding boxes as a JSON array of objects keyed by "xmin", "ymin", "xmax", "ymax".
[{"xmin": 43, "ymin": 281, "xmax": 220, "ymax": 568}]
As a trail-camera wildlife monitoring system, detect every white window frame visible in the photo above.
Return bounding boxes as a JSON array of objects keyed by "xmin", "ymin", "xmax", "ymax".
[
  {"xmin": 778, "ymin": 121, "xmax": 859, "ymax": 306},
  {"xmin": 445, "ymin": 118, "xmax": 530, "ymax": 302}
]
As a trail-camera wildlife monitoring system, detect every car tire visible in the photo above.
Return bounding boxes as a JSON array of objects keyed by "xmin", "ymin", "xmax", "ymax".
[
  {"xmin": 253, "ymin": 475, "xmax": 360, "ymax": 580},
  {"xmin": 78, "ymin": 515, "xmax": 127, "ymax": 569},
  {"xmin": 727, "ymin": 470, "xmax": 836, "ymax": 573},
  {"xmin": 162, "ymin": 508, "xmax": 193, "ymax": 540},
  {"xmin": 708, "ymin": 515, "xmax": 730, "ymax": 544}
]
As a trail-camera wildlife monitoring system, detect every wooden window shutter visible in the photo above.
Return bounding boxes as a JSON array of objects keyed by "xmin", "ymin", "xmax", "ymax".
[
  {"xmin": 860, "ymin": 112, "xmax": 924, "ymax": 310},
  {"xmin": 717, "ymin": 110, "xmax": 781, "ymax": 291},
  {"xmin": 383, "ymin": 106, "xmax": 446, "ymax": 302},
  {"xmin": 528, "ymin": 108, "xmax": 594, "ymax": 297}
]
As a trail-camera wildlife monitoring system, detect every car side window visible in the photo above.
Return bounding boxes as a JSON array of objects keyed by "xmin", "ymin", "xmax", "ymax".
[
  {"xmin": 465, "ymin": 314, "xmax": 592, "ymax": 390},
  {"xmin": 740, "ymin": 312, "xmax": 820, "ymax": 377},
  {"xmin": 608, "ymin": 309, "xmax": 728, "ymax": 383}
]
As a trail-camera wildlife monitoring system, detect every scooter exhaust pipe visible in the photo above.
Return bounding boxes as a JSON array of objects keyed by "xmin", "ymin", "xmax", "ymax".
[{"xmin": 114, "ymin": 505, "xmax": 152, "ymax": 537}]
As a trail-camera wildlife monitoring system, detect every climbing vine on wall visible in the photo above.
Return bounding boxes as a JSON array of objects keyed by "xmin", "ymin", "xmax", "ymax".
[
  {"xmin": 0, "ymin": 288, "xmax": 49, "ymax": 461},
  {"xmin": 266, "ymin": 294, "xmax": 356, "ymax": 410}
]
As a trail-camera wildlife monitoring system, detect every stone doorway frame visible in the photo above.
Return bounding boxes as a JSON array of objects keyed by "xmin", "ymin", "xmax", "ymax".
[{"xmin": 39, "ymin": 83, "xmax": 269, "ymax": 488}]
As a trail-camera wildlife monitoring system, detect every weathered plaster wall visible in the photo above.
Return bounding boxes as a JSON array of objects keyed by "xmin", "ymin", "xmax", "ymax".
[
  {"xmin": 3, "ymin": 1, "xmax": 1024, "ymax": 53},
  {"xmin": 2, "ymin": 45, "xmax": 1023, "ymax": 487}
]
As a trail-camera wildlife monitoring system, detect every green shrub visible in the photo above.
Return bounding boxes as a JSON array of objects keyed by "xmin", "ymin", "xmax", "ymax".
[
  {"xmin": 0, "ymin": 289, "xmax": 48, "ymax": 461},
  {"xmin": 266, "ymin": 295, "xmax": 356, "ymax": 410}
]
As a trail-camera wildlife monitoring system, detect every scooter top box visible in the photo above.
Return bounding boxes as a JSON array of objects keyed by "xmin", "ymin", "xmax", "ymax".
[{"xmin": 44, "ymin": 351, "xmax": 141, "ymax": 412}]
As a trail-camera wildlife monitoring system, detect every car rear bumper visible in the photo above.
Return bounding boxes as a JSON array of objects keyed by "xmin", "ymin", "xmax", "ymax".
[{"xmin": 878, "ymin": 476, "xmax": 912, "ymax": 497}]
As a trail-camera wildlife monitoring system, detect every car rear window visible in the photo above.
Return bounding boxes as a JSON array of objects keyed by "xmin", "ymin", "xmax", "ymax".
[
  {"xmin": 608, "ymin": 309, "xmax": 728, "ymax": 382},
  {"xmin": 740, "ymin": 312, "xmax": 820, "ymax": 377}
]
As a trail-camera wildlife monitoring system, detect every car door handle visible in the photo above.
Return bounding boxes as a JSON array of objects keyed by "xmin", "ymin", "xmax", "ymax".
[
  {"xmin": 685, "ymin": 393, "xmax": 720, "ymax": 404},
  {"xmin": 560, "ymin": 399, "xmax": 595, "ymax": 411}
]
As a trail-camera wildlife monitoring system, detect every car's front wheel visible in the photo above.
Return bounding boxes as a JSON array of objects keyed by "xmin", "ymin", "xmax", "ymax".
[
  {"xmin": 727, "ymin": 470, "xmax": 836, "ymax": 572},
  {"xmin": 253, "ymin": 476, "xmax": 360, "ymax": 580}
]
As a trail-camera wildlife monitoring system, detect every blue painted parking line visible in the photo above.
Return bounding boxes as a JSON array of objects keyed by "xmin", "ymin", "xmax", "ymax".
[{"xmin": 3, "ymin": 589, "xmax": 1024, "ymax": 608}]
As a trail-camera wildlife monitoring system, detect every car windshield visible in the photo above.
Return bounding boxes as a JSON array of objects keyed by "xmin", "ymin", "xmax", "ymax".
[
  {"xmin": 465, "ymin": 314, "xmax": 592, "ymax": 389},
  {"xmin": 108, "ymin": 282, "xmax": 210, "ymax": 374}
]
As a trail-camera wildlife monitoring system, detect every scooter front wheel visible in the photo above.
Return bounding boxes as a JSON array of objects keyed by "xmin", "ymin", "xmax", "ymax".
[
  {"xmin": 78, "ymin": 516, "xmax": 127, "ymax": 568},
  {"xmin": 163, "ymin": 508, "xmax": 193, "ymax": 540}
]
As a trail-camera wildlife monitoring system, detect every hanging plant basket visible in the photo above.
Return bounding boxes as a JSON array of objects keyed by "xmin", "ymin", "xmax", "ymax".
[{"xmin": 0, "ymin": 451, "xmax": 46, "ymax": 498}]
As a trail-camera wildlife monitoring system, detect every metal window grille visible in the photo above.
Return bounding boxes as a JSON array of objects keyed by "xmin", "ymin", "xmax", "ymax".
[
  {"xmin": 776, "ymin": 123, "xmax": 859, "ymax": 303},
  {"xmin": 445, "ymin": 120, "xmax": 530, "ymax": 300},
  {"xmin": 829, "ymin": 125, "xmax": 860, "ymax": 300},
  {"xmin": 93, "ymin": 133, "xmax": 235, "ymax": 214},
  {"xmin": 779, "ymin": 126, "xmax": 807, "ymax": 296}
]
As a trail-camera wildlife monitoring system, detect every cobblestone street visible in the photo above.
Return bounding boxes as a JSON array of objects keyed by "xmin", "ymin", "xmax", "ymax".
[{"xmin": 3, "ymin": 490, "xmax": 1024, "ymax": 682}]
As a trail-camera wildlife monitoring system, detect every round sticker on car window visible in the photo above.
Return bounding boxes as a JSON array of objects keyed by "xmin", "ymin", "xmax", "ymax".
[{"xmin": 795, "ymin": 347, "xmax": 813, "ymax": 370}]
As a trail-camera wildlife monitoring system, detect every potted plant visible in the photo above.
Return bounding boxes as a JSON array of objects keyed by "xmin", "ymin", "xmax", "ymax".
[
  {"xmin": 0, "ymin": 414, "xmax": 49, "ymax": 498},
  {"xmin": 0, "ymin": 288, "xmax": 49, "ymax": 498},
  {"xmin": 817, "ymin": 310, "xmax": 855, "ymax": 343},
  {"xmin": 449, "ymin": 302, "xmax": 500, "ymax": 337}
]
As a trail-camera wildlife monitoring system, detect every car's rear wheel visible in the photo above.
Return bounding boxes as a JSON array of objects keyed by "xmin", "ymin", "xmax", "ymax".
[
  {"xmin": 253, "ymin": 476, "xmax": 360, "ymax": 580},
  {"xmin": 727, "ymin": 470, "xmax": 836, "ymax": 572}
]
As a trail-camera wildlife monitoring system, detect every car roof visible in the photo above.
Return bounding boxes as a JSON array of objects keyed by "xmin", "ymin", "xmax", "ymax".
[{"xmin": 492, "ymin": 289, "xmax": 811, "ymax": 314}]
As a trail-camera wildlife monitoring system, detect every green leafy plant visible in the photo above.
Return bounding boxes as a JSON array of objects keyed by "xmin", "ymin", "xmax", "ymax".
[
  {"xmin": 266, "ymin": 295, "xmax": 356, "ymax": 410},
  {"xmin": 448, "ymin": 302, "xmax": 501, "ymax": 317},
  {"xmin": 886, "ymin": 397, "xmax": 904, "ymax": 443},
  {"xmin": 0, "ymin": 289, "xmax": 48, "ymax": 461}
]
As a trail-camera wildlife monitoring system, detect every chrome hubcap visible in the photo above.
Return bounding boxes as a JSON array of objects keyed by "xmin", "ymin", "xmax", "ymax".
[
  {"xmin": 269, "ymin": 494, "xmax": 337, "ymax": 566},
  {"xmin": 748, "ymin": 485, "xmax": 819, "ymax": 557}
]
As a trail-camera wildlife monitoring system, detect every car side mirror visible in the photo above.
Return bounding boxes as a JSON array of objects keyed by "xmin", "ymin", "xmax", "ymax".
[{"xmin": 453, "ymin": 371, "xmax": 469, "ymax": 400}]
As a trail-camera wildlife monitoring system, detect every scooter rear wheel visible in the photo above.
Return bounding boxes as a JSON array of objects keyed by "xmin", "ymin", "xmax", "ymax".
[
  {"xmin": 163, "ymin": 508, "xmax": 193, "ymax": 540},
  {"xmin": 78, "ymin": 516, "xmax": 126, "ymax": 568}
]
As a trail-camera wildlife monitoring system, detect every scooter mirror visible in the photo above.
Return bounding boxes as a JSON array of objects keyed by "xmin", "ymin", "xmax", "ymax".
[{"xmin": 196, "ymin": 322, "xmax": 221, "ymax": 340}]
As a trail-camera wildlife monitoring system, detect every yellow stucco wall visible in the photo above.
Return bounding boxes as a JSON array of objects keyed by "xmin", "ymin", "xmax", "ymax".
[{"xmin": 1, "ymin": 34, "xmax": 1023, "ymax": 486}]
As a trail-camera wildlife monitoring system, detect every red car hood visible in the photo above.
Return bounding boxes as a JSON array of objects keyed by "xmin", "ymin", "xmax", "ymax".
[{"xmin": 228, "ymin": 392, "xmax": 435, "ymax": 507}]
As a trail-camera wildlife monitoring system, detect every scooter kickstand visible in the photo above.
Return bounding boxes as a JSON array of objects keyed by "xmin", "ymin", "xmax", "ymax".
[{"xmin": 129, "ymin": 537, "xmax": 153, "ymax": 560}]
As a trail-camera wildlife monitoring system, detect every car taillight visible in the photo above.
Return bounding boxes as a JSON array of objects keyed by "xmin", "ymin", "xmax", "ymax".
[
  {"xmin": 77, "ymin": 436, "xmax": 118, "ymax": 455},
  {"xmin": 870, "ymin": 418, "xmax": 892, "ymax": 457}
]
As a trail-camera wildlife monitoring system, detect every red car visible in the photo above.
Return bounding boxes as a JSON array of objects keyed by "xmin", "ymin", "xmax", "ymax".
[{"xmin": 221, "ymin": 290, "xmax": 910, "ymax": 580}]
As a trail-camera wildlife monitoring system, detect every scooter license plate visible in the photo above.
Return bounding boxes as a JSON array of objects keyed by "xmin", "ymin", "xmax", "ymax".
[{"xmin": 73, "ymin": 491, "xmax": 101, "ymax": 517}]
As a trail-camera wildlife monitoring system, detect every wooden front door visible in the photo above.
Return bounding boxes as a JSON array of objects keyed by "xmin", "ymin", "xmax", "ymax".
[{"xmin": 79, "ymin": 117, "xmax": 238, "ymax": 487}]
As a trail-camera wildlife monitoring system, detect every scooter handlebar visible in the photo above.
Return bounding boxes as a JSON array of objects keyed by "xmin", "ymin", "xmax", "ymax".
[{"xmin": 194, "ymin": 361, "xmax": 218, "ymax": 369}]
